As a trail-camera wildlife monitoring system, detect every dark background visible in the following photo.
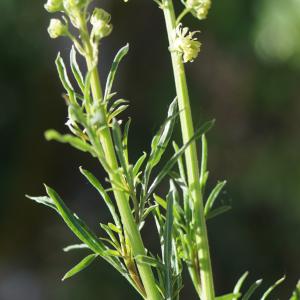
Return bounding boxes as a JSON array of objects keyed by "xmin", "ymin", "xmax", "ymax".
[{"xmin": 1, "ymin": 0, "xmax": 300, "ymax": 299}]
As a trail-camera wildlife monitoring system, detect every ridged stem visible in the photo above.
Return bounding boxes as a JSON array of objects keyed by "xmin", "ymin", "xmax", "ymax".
[
  {"xmin": 161, "ymin": 1, "xmax": 215, "ymax": 299},
  {"xmin": 80, "ymin": 17, "xmax": 161, "ymax": 300}
]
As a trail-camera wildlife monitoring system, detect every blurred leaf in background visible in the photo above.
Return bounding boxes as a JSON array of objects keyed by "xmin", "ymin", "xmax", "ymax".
[{"xmin": 253, "ymin": 0, "xmax": 300, "ymax": 65}]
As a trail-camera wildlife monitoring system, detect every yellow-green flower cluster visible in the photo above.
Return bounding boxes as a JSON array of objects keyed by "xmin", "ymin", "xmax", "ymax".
[
  {"xmin": 44, "ymin": 0, "xmax": 63, "ymax": 12},
  {"xmin": 48, "ymin": 19, "xmax": 68, "ymax": 39},
  {"xmin": 185, "ymin": 0, "xmax": 211, "ymax": 20},
  {"xmin": 44, "ymin": 0, "xmax": 112, "ymax": 43},
  {"xmin": 44, "ymin": 0, "xmax": 90, "ymax": 13},
  {"xmin": 90, "ymin": 8, "xmax": 113, "ymax": 41},
  {"xmin": 172, "ymin": 24, "xmax": 201, "ymax": 63}
]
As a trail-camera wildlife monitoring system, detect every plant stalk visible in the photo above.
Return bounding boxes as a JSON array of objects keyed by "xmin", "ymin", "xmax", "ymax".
[
  {"xmin": 80, "ymin": 18, "xmax": 161, "ymax": 300},
  {"xmin": 162, "ymin": 1, "xmax": 215, "ymax": 299}
]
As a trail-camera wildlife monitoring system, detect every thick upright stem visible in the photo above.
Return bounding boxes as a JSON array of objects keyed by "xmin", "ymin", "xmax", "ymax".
[
  {"xmin": 81, "ymin": 20, "xmax": 161, "ymax": 300},
  {"xmin": 162, "ymin": 1, "xmax": 215, "ymax": 299}
]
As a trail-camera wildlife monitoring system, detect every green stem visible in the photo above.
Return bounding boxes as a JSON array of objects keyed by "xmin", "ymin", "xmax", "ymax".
[
  {"xmin": 176, "ymin": 7, "xmax": 191, "ymax": 25},
  {"xmin": 161, "ymin": 1, "xmax": 215, "ymax": 299},
  {"xmin": 79, "ymin": 17, "xmax": 161, "ymax": 300}
]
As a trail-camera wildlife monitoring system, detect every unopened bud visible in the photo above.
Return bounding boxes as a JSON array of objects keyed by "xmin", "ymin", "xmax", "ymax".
[
  {"xmin": 62, "ymin": 0, "xmax": 88, "ymax": 28},
  {"xmin": 63, "ymin": 0, "xmax": 86, "ymax": 10},
  {"xmin": 44, "ymin": 0, "xmax": 63, "ymax": 13},
  {"xmin": 48, "ymin": 19, "xmax": 68, "ymax": 39},
  {"xmin": 91, "ymin": 8, "xmax": 113, "ymax": 40},
  {"xmin": 185, "ymin": 0, "xmax": 211, "ymax": 20}
]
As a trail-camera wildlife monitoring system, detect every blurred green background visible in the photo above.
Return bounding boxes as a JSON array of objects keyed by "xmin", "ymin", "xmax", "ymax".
[{"xmin": 1, "ymin": 0, "xmax": 300, "ymax": 299}]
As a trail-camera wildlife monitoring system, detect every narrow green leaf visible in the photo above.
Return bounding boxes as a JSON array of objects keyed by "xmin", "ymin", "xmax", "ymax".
[
  {"xmin": 172, "ymin": 141, "xmax": 186, "ymax": 184},
  {"xmin": 154, "ymin": 194, "xmax": 167, "ymax": 210},
  {"xmin": 100, "ymin": 237, "xmax": 120, "ymax": 250},
  {"xmin": 103, "ymin": 249, "xmax": 121, "ymax": 257},
  {"xmin": 45, "ymin": 130, "xmax": 96, "ymax": 156},
  {"xmin": 111, "ymin": 120, "xmax": 131, "ymax": 182},
  {"xmin": 79, "ymin": 167, "xmax": 121, "ymax": 227},
  {"xmin": 26, "ymin": 195, "xmax": 57, "ymax": 211},
  {"xmin": 70, "ymin": 46, "xmax": 84, "ymax": 92},
  {"xmin": 133, "ymin": 152, "xmax": 147, "ymax": 177},
  {"xmin": 206, "ymin": 205, "xmax": 231, "ymax": 220},
  {"xmin": 108, "ymin": 223, "xmax": 122, "ymax": 234},
  {"xmin": 241, "ymin": 279, "xmax": 263, "ymax": 300},
  {"xmin": 261, "ymin": 275, "xmax": 285, "ymax": 300},
  {"xmin": 109, "ymin": 99, "xmax": 129, "ymax": 113},
  {"xmin": 233, "ymin": 271, "xmax": 249, "ymax": 298},
  {"xmin": 216, "ymin": 293, "xmax": 241, "ymax": 300},
  {"xmin": 100, "ymin": 223, "xmax": 120, "ymax": 249},
  {"xmin": 104, "ymin": 44, "xmax": 129, "ymax": 101},
  {"xmin": 111, "ymin": 121, "xmax": 136, "ymax": 216},
  {"xmin": 144, "ymin": 98, "xmax": 178, "ymax": 188},
  {"xmin": 200, "ymin": 134, "xmax": 208, "ymax": 189},
  {"xmin": 108, "ymin": 105, "xmax": 129, "ymax": 123},
  {"xmin": 63, "ymin": 244, "xmax": 89, "ymax": 252},
  {"xmin": 68, "ymin": 104, "xmax": 87, "ymax": 126},
  {"xmin": 35, "ymin": 189, "xmax": 133, "ymax": 293},
  {"xmin": 290, "ymin": 280, "xmax": 300, "ymax": 300},
  {"xmin": 146, "ymin": 120, "xmax": 215, "ymax": 200},
  {"xmin": 142, "ymin": 204, "xmax": 158, "ymax": 221},
  {"xmin": 122, "ymin": 117, "xmax": 131, "ymax": 164},
  {"xmin": 164, "ymin": 181, "xmax": 175, "ymax": 300},
  {"xmin": 135, "ymin": 255, "xmax": 164, "ymax": 269},
  {"xmin": 84, "ymin": 70, "xmax": 92, "ymax": 106},
  {"xmin": 204, "ymin": 180, "xmax": 227, "ymax": 217},
  {"xmin": 45, "ymin": 185, "xmax": 105, "ymax": 254},
  {"xmin": 62, "ymin": 254, "xmax": 98, "ymax": 281},
  {"xmin": 55, "ymin": 53, "xmax": 75, "ymax": 103}
]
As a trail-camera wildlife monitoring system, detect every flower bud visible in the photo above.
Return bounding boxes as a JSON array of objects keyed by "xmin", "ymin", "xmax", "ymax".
[
  {"xmin": 62, "ymin": 0, "xmax": 88, "ymax": 28},
  {"xmin": 185, "ymin": 0, "xmax": 211, "ymax": 20},
  {"xmin": 63, "ymin": 0, "xmax": 86, "ymax": 10},
  {"xmin": 90, "ymin": 8, "xmax": 113, "ymax": 40},
  {"xmin": 48, "ymin": 19, "xmax": 68, "ymax": 39},
  {"xmin": 171, "ymin": 24, "xmax": 201, "ymax": 63},
  {"xmin": 44, "ymin": 0, "xmax": 63, "ymax": 13}
]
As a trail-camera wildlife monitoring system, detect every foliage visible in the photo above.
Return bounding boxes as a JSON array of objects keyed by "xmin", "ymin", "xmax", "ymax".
[{"xmin": 27, "ymin": 0, "xmax": 299, "ymax": 299}]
